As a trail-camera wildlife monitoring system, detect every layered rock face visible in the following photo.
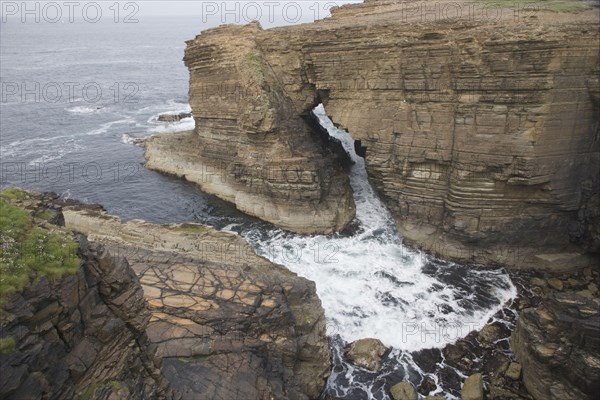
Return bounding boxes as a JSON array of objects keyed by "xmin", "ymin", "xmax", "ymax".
[
  {"xmin": 512, "ymin": 292, "xmax": 600, "ymax": 400},
  {"xmin": 1, "ymin": 191, "xmax": 331, "ymax": 399},
  {"xmin": 61, "ymin": 205, "xmax": 331, "ymax": 399},
  {"xmin": 145, "ymin": 21, "xmax": 355, "ymax": 234},
  {"xmin": 151, "ymin": 0, "xmax": 600, "ymax": 269},
  {"xmin": 0, "ymin": 239, "xmax": 167, "ymax": 399}
]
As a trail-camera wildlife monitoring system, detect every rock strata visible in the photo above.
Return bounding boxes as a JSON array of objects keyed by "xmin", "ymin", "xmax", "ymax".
[
  {"xmin": 152, "ymin": 0, "xmax": 600, "ymax": 269},
  {"xmin": 60, "ymin": 201, "xmax": 331, "ymax": 399},
  {"xmin": 512, "ymin": 291, "xmax": 600, "ymax": 400},
  {"xmin": 145, "ymin": 21, "xmax": 355, "ymax": 234},
  {"xmin": 1, "ymin": 190, "xmax": 332, "ymax": 399},
  {"xmin": 0, "ymin": 238, "xmax": 167, "ymax": 399}
]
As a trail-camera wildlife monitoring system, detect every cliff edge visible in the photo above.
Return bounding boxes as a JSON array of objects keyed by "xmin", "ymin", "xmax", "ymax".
[
  {"xmin": 145, "ymin": 0, "xmax": 600, "ymax": 270},
  {"xmin": 0, "ymin": 189, "xmax": 331, "ymax": 399}
]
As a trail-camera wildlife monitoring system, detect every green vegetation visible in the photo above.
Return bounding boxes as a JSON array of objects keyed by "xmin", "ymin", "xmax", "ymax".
[
  {"xmin": 79, "ymin": 384, "xmax": 98, "ymax": 400},
  {"xmin": 477, "ymin": 0, "xmax": 596, "ymax": 12},
  {"xmin": 244, "ymin": 51, "xmax": 266, "ymax": 82},
  {"xmin": 34, "ymin": 210, "xmax": 55, "ymax": 222},
  {"xmin": 242, "ymin": 51, "xmax": 273, "ymax": 118},
  {"xmin": 0, "ymin": 195, "xmax": 80, "ymax": 298},
  {"xmin": 109, "ymin": 381, "xmax": 127, "ymax": 393},
  {"xmin": 0, "ymin": 188, "xmax": 27, "ymax": 201},
  {"xmin": 174, "ymin": 224, "xmax": 208, "ymax": 234},
  {"xmin": 304, "ymin": 312, "xmax": 312, "ymax": 325},
  {"xmin": 0, "ymin": 336, "xmax": 16, "ymax": 353}
]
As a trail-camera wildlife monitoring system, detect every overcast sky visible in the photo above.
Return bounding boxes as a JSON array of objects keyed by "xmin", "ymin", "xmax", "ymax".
[
  {"xmin": 1, "ymin": 1, "xmax": 362, "ymax": 23},
  {"xmin": 138, "ymin": 1, "xmax": 360, "ymax": 16}
]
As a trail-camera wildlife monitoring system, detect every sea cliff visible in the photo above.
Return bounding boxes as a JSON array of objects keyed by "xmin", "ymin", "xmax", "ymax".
[{"xmin": 145, "ymin": 0, "xmax": 599, "ymax": 270}]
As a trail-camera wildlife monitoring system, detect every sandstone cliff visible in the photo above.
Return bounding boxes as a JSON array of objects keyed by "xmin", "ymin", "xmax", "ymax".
[
  {"xmin": 60, "ymin": 200, "xmax": 331, "ymax": 399},
  {"xmin": 0, "ymin": 191, "xmax": 331, "ymax": 399},
  {"xmin": 145, "ymin": 0, "xmax": 600, "ymax": 270},
  {"xmin": 145, "ymin": 21, "xmax": 355, "ymax": 234},
  {"xmin": 0, "ymin": 195, "xmax": 167, "ymax": 399}
]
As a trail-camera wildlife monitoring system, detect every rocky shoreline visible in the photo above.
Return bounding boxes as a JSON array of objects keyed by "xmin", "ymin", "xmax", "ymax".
[
  {"xmin": 1, "ymin": 189, "xmax": 598, "ymax": 399},
  {"xmin": 1, "ymin": 0, "xmax": 599, "ymax": 399},
  {"xmin": 0, "ymin": 190, "xmax": 330, "ymax": 399},
  {"xmin": 403, "ymin": 268, "xmax": 600, "ymax": 400},
  {"xmin": 319, "ymin": 266, "xmax": 599, "ymax": 400}
]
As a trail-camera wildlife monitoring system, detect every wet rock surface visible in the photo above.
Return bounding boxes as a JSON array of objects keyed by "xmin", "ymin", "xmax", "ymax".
[
  {"xmin": 389, "ymin": 381, "xmax": 417, "ymax": 400},
  {"xmin": 461, "ymin": 373, "xmax": 484, "ymax": 400},
  {"xmin": 157, "ymin": 112, "xmax": 192, "ymax": 122},
  {"xmin": 334, "ymin": 268, "xmax": 600, "ymax": 400},
  {"xmin": 512, "ymin": 291, "xmax": 600, "ymax": 400},
  {"xmin": 344, "ymin": 338, "xmax": 388, "ymax": 372}
]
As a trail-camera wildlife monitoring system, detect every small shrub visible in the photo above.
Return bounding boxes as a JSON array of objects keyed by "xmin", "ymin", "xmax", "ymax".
[{"xmin": 0, "ymin": 336, "xmax": 16, "ymax": 353}]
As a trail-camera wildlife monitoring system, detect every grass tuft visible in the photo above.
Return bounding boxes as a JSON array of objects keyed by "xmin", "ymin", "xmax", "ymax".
[
  {"xmin": 243, "ymin": 51, "xmax": 267, "ymax": 83},
  {"xmin": 0, "ymin": 198, "xmax": 80, "ymax": 299},
  {"xmin": 0, "ymin": 188, "xmax": 28, "ymax": 202},
  {"xmin": 0, "ymin": 336, "xmax": 16, "ymax": 353}
]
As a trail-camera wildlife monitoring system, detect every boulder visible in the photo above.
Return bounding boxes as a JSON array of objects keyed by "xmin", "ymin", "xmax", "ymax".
[
  {"xmin": 390, "ymin": 381, "xmax": 417, "ymax": 400},
  {"xmin": 478, "ymin": 324, "xmax": 504, "ymax": 347},
  {"xmin": 505, "ymin": 362, "xmax": 522, "ymax": 380},
  {"xmin": 461, "ymin": 373, "xmax": 484, "ymax": 400},
  {"xmin": 345, "ymin": 338, "xmax": 388, "ymax": 372},
  {"xmin": 547, "ymin": 278, "xmax": 564, "ymax": 291},
  {"xmin": 530, "ymin": 277, "xmax": 547, "ymax": 287}
]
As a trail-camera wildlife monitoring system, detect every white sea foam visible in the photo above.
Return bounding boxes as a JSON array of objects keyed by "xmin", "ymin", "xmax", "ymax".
[
  {"xmin": 1, "ymin": 133, "xmax": 84, "ymax": 165},
  {"xmin": 243, "ymin": 105, "xmax": 516, "ymax": 351},
  {"xmin": 120, "ymin": 133, "xmax": 138, "ymax": 145},
  {"xmin": 1, "ymin": 118, "xmax": 134, "ymax": 165},
  {"xmin": 85, "ymin": 118, "xmax": 133, "ymax": 136},
  {"xmin": 149, "ymin": 116, "xmax": 195, "ymax": 134},
  {"xmin": 65, "ymin": 105, "xmax": 105, "ymax": 114}
]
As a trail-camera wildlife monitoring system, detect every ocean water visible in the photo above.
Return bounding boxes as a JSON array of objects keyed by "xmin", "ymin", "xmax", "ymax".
[
  {"xmin": 1, "ymin": 13, "xmax": 516, "ymax": 399},
  {"xmin": 240, "ymin": 107, "xmax": 516, "ymax": 399},
  {"xmin": 1, "ymin": 17, "xmax": 217, "ymax": 223}
]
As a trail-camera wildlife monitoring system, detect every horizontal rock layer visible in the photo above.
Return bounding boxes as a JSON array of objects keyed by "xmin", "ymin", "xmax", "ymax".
[
  {"xmin": 61, "ymin": 203, "xmax": 331, "ymax": 399},
  {"xmin": 512, "ymin": 292, "xmax": 600, "ymax": 400},
  {"xmin": 145, "ymin": 22, "xmax": 355, "ymax": 234},
  {"xmin": 166, "ymin": 0, "xmax": 599, "ymax": 269}
]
